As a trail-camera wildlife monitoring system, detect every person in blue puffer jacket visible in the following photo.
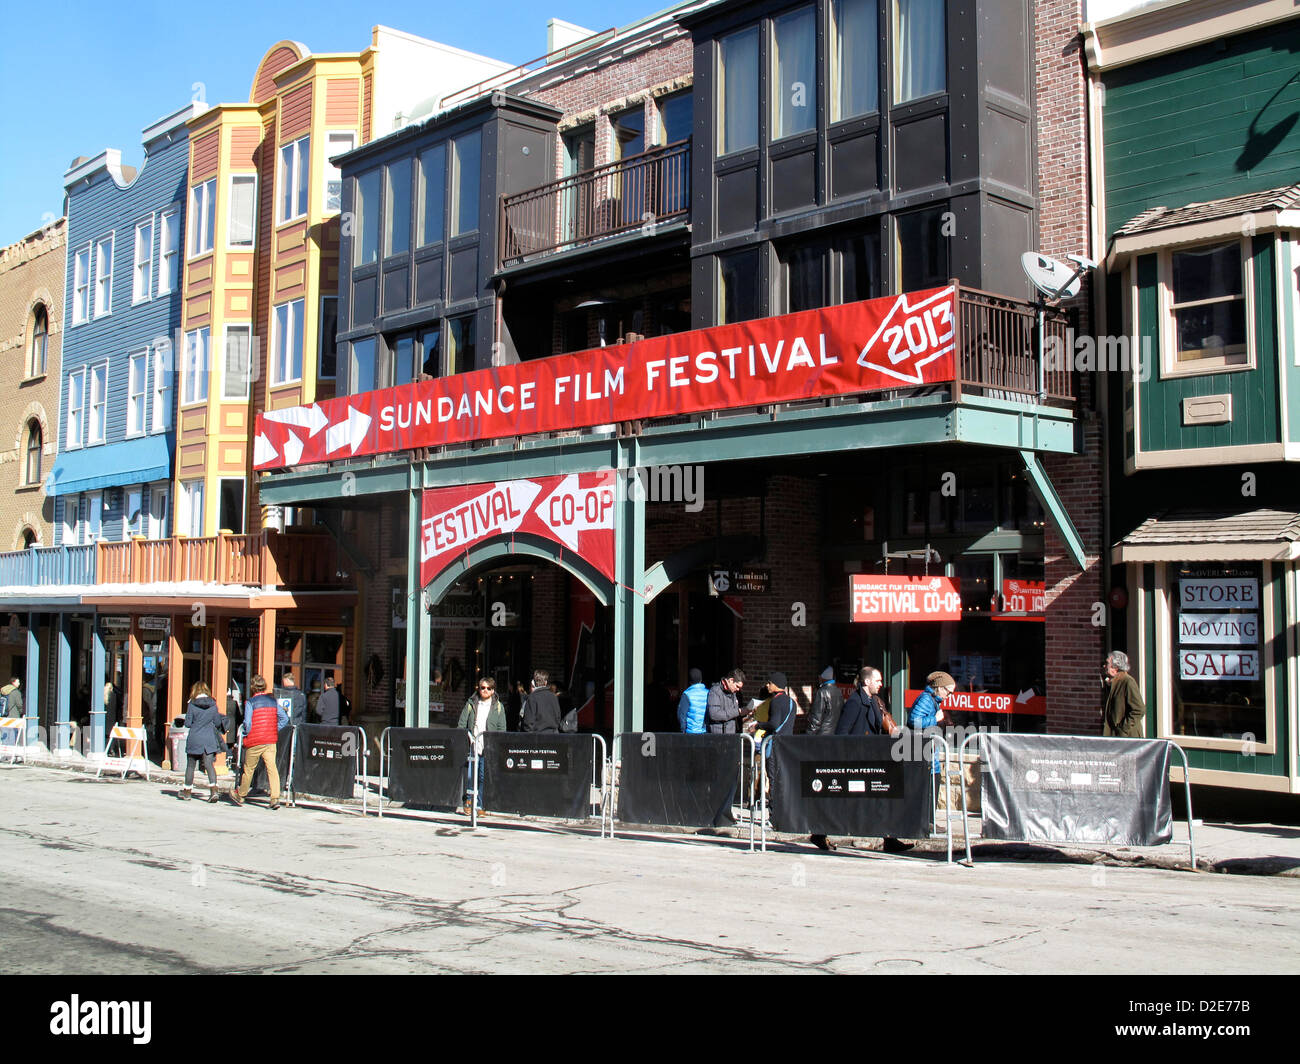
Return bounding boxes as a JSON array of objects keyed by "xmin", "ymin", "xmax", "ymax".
[
  {"xmin": 677, "ymin": 668, "xmax": 709, "ymax": 733},
  {"xmin": 907, "ymin": 670, "xmax": 956, "ymax": 730}
]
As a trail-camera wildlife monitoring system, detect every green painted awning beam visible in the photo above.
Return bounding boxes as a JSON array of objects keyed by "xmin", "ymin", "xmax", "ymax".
[{"xmin": 1019, "ymin": 449, "xmax": 1087, "ymax": 570}]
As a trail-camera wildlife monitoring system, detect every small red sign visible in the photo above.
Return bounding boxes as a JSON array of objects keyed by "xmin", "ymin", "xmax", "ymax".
[
  {"xmin": 993, "ymin": 579, "xmax": 1046, "ymax": 621},
  {"xmin": 904, "ymin": 689, "xmax": 1047, "ymax": 717},
  {"xmin": 420, "ymin": 473, "xmax": 615, "ymax": 587},
  {"xmin": 850, "ymin": 575, "xmax": 962, "ymax": 622}
]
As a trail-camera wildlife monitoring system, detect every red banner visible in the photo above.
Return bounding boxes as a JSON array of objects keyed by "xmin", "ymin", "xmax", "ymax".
[
  {"xmin": 904, "ymin": 689, "xmax": 1047, "ymax": 717},
  {"xmin": 850, "ymin": 574, "xmax": 963, "ymax": 622},
  {"xmin": 419, "ymin": 473, "xmax": 616, "ymax": 587},
  {"xmin": 992, "ymin": 579, "xmax": 1046, "ymax": 621},
  {"xmin": 255, "ymin": 286, "xmax": 956, "ymax": 469}
]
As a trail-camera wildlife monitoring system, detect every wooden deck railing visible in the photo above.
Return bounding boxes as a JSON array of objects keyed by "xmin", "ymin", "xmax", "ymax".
[
  {"xmin": 94, "ymin": 531, "xmax": 344, "ymax": 588},
  {"xmin": 500, "ymin": 140, "xmax": 690, "ymax": 265}
]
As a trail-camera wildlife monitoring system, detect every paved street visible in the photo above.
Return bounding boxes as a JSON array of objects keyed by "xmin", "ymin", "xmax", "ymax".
[{"xmin": 3, "ymin": 764, "xmax": 1298, "ymax": 975}]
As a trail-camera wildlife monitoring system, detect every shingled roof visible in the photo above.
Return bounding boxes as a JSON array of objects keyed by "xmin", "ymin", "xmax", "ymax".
[
  {"xmin": 1114, "ymin": 509, "xmax": 1300, "ymax": 562},
  {"xmin": 1115, "ymin": 184, "xmax": 1300, "ymax": 237}
]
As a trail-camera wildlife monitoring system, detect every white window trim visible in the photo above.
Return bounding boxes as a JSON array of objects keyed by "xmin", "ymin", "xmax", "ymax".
[
  {"xmin": 133, "ymin": 215, "xmax": 154, "ymax": 304},
  {"xmin": 227, "ymin": 174, "xmax": 258, "ymax": 250},
  {"xmin": 272, "ymin": 299, "xmax": 305, "ymax": 386},
  {"xmin": 125, "ymin": 484, "xmax": 145, "ymax": 538},
  {"xmin": 152, "ymin": 342, "xmax": 173, "ymax": 433},
  {"xmin": 148, "ymin": 481, "xmax": 170, "ymax": 539},
  {"xmin": 72, "ymin": 245, "xmax": 91, "ymax": 325},
  {"xmin": 188, "ymin": 179, "xmax": 216, "ymax": 259},
  {"xmin": 279, "ymin": 135, "xmax": 311, "ymax": 225},
  {"xmin": 84, "ymin": 490, "xmax": 103, "ymax": 544},
  {"xmin": 65, "ymin": 368, "xmax": 86, "ymax": 449},
  {"xmin": 126, "ymin": 349, "xmax": 149, "ymax": 438},
  {"xmin": 324, "ymin": 130, "xmax": 356, "ymax": 216},
  {"xmin": 87, "ymin": 360, "xmax": 109, "ymax": 445},
  {"xmin": 182, "ymin": 327, "xmax": 210, "ymax": 407},
  {"xmin": 1158, "ymin": 236, "xmax": 1257, "ymax": 380},
  {"xmin": 179, "ymin": 478, "xmax": 205, "ymax": 538},
  {"xmin": 222, "ymin": 323, "xmax": 253, "ymax": 400},
  {"xmin": 159, "ymin": 207, "xmax": 180, "ymax": 294},
  {"xmin": 94, "ymin": 233, "xmax": 115, "ymax": 318}
]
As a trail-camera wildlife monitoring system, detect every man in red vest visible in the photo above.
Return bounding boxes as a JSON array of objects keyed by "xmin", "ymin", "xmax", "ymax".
[{"xmin": 230, "ymin": 674, "xmax": 289, "ymax": 809}]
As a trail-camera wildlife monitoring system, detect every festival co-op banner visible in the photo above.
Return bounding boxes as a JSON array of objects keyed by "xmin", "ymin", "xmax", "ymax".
[
  {"xmin": 254, "ymin": 286, "xmax": 957, "ymax": 470},
  {"xmin": 419, "ymin": 472, "xmax": 615, "ymax": 587}
]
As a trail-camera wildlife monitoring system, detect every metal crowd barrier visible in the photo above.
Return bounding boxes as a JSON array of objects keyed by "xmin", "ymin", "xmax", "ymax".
[
  {"xmin": 611, "ymin": 732, "xmax": 757, "ymax": 850},
  {"xmin": 235, "ymin": 727, "xmax": 296, "ymax": 801},
  {"xmin": 288, "ymin": 725, "xmax": 370, "ymax": 815},
  {"xmin": 958, "ymin": 732, "xmax": 1196, "ymax": 868}
]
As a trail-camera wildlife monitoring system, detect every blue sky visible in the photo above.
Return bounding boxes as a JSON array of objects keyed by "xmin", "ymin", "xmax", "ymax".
[{"xmin": 0, "ymin": 0, "xmax": 661, "ymax": 244}]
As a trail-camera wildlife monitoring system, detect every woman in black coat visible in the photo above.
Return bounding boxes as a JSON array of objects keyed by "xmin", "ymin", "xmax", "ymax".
[{"xmin": 181, "ymin": 681, "xmax": 227, "ymax": 803}]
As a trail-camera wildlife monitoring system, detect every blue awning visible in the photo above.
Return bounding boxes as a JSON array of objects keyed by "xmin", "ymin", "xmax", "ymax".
[{"xmin": 45, "ymin": 435, "xmax": 172, "ymax": 497}]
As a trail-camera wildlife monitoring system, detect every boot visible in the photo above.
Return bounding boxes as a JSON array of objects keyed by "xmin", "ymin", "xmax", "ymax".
[
  {"xmin": 207, "ymin": 790, "xmax": 220, "ymax": 803},
  {"xmin": 179, "ymin": 786, "xmax": 192, "ymax": 801}
]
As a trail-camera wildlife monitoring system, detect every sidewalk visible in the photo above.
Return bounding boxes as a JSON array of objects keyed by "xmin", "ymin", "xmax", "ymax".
[{"xmin": 7, "ymin": 751, "xmax": 1300, "ymax": 878}]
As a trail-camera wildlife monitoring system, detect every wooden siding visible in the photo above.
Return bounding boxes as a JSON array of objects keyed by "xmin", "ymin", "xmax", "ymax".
[
  {"xmin": 1136, "ymin": 241, "xmax": 1282, "ymax": 454},
  {"xmin": 191, "ymin": 131, "xmax": 220, "ymax": 183},
  {"xmin": 1103, "ymin": 20, "xmax": 1300, "ymax": 235},
  {"xmin": 361, "ymin": 73, "xmax": 373, "ymax": 141},
  {"xmin": 325, "ymin": 78, "xmax": 360, "ymax": 127},
  {"xmin": 229, "ymin": 127, "xmax": 261, "ymax": 170},
  {"xmin": 253, "ymin": 45, "xmax": 302, "ymax": 105},
  {"xmin": 281, "ymin": 81, "xmax": 313, "ymax": 142},
  {"xmin": 254, "ymin": 115, "xmax": 277, "ymax": 409}
]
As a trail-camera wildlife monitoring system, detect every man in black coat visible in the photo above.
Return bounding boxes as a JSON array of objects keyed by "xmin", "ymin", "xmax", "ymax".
[
  {"xmin": 316, "ymin": 676, "xmax": 343, "ymax": 726},
  {"xmin": 808, "ymin": 667, "xmax": 844, "ymax": 734},
  {"xmin": 276, "ymin": 671, "xmax": 308, "ymax": 728},
  {"xmin": 836, "ymin": 666, "xmax": 885, "ymax": 736},
  {"xmin": 521, "ymin": 669, "xmax": 562, "ymax": 733}
]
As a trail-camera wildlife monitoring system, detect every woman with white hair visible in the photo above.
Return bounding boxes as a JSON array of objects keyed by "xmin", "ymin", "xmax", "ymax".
[{"xmin": 1102, "ymin": 650, "xmax": 1146, "ymax": 737}]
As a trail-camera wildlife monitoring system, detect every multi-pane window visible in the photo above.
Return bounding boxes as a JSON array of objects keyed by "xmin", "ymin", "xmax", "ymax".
[
  {"xmin": 771, "ymin": 6, "xmax": 816, "ymax": 139},
  {"xmin": 133, "ymin": 219, "xmax": 153, "ymax": 302},
  {"xmin": 386, "ymin": 158, "xmax": 412, "ymax": 257},
  {"xmin": 349, "ymin": 337, "xmax": 376, "ymax": 394},
  {"xmin": 451, "ymin": 131, "xmax": 481, "ymax": 236},
  {"xmin": 125, "ymin": 485, "xmax": 145, "ymax": 538},
  {"xmin": 128, "ymin": 350, "xmax": 148, "ymax": 435},
  {"xmin": 319, "ymin": 296, "xmax": 338, "ymax": 379},
  {"xmin": 148, "ymin": 482, "xmax": 170, "ymax": 539},
  {"xmin": 447, "ymin": 315, "xmax": 476, "ymax": 375},
  {"xmin": 28, "ymin": 304, "xmax": 48, "ymax": 377},
  {"xmin": 280, "ymin": 135, "xmax": 311, "ymax": 222},
  {"xmin": 88, "ymin": 362, "xmax": 108, "ymax": 444},
  {"xmin": 895, "ymin": 0, "xmax": 946, "ymax": 103},
  {"xmin": 189, "ymin": 180, "xmax": 216, "ymax": 256},
  {"xmin": 152, "ymin": 343, "xmax": 173, "ymax": 431},
  {"xmin": 73, "ymin": 246, "xmax": 90, "ymax": 323},
  {"xmin": 94, "ymin": 236, "xmax": 114, "ymax": 317},
  {"xmin": 831, "ymin": 0, "xmax": 879, "ymax": 121},
  {"xmin": 229, "ymin": 175, "xmax": 256, "ymax": 248},
  {"xmin": 273, "ymin": 300, "xmax": 304, "ymax": 384},
  {"xmin": 324, "ymin": 132, "xmax": 355, "ymax": 214},
  {"xmin": 65, "ymin": 369, "xmax": 85, "ymax": 447},
  {"xmin": 354, "ymin": 169, "xmax": 381, "ymax": 266},
  {"xmin": 183, "ymin": 327, "xmax": 210, "ymax": 405},
  {"xmin": 1169, "ymin": 242, "xmax": 1248, "ymax": 369},
  {"xmin": 718, "ymin": 28, "xmax": 759, "ymax": 155},
  {"xmin": 24, "ymin": 420, "xmax": 42, "ymax": 486},
  {"xmin": 223, "ymin": 324, "xmax": 252, "ymax": 399},
  {"xmin": 159, "ymin": 208, "xmax": 180, "ymax": 292},
  {"xmin": 179, "ymin": 479, "xmax": 204, "ymax": 537},
  {"xmin": 419, "ymin": 144, "xmax": 446, "ymax": 246}
]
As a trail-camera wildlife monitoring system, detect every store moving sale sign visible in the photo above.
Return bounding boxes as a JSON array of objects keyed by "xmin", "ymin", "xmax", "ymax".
[
  {"xmin": 254, "ymin": 287, "xmax": 956, "ymax": 469},
  {"xmin": 419, "ymin": 473, "xmax": 615, "ymax": 587},
  {"xmin": 850, "ymin": 575, "xmax": 962, "ymax": 622}
]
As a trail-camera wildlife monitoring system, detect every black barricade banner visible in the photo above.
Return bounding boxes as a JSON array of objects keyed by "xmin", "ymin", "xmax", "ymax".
[
  {"xmin": 616, "ymin": 733, "xmax": 741, "ymax": 828},
  {"xmin": 245, "ymin": 730, "xmax": 294, "ymax": 795},
  {"xmin": 293, "ymin": 725, "xmax": 364, "ymax": 800},
  {"xmin": 980, "ymin": 734, "xmax": 1173, "ymax": 846},
  {"xmin": 768, "ymin": 736, "xmax": 933, "ymax": 838},
  {"xmin": 482, "ymin": 733, "xmax": 594, "ymax": 819},
  {"xmin": 385, "ymin": 728, "xmax": 470, "ymax": 808}
]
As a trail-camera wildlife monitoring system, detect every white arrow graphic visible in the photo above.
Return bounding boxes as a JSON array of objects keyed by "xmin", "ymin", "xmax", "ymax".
[
  {"xmin": 264, "ymin": 403, "xmax": 328, "ymax": 437},
  {"xmin": 325, "ymin": 406, "xmax": 373, "ymax": 455},
  {"xmin": 856, "ymin": 286, "xmax": 956, "ymax": 384},
  {"xmin": 253, "ymin": 432, "xmax": 278, "ymax": 467},
  {"xmin": 538, "ymin": 474, "xmax": 614, "ymax": 551},
  {"xmin": 421, "ymin": 480, "xmax": 543, "ymax": 563},
  {"xmin": 1016, "ymin": 688, "xmax": 1036, "ymax": 704},
  {"xmin": 282, "ymin": 431, "xmax": 305, "ymax": 466}
]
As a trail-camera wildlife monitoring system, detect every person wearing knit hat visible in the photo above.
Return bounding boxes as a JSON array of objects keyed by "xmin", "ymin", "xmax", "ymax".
[
  {"xmin": 808, "ymin": 665, "xmax": 844, "ymax": 735},
  {"xmin": 761, "ymin": 673, "xmax": 797, "ymax": 739},
  {"xmin": 907, "ymin": 670, "xmax": 956, "ymax": 730}
]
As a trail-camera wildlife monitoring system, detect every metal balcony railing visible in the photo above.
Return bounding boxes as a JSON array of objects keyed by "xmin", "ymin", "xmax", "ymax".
[
  {"xmin": 500, "ymin": 140, "xmax": 691, "ymax": 265},
  {"xmin": 0, "ymin": 544, "xmax": 97, "ymax": 588},
  {"xmin": 952, "ymin": 283, "xmax": 1075, "ymax": 406}
]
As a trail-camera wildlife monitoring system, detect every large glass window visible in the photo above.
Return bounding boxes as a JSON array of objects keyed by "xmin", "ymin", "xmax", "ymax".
[
  {"xmin": 349, "ymin": 337, "xmax": 377, "ymax": 394},
  {"xmin": 28, "ymin": 304, "xmax": 48, "ymax": 376},
  {"xmin": 452, "ymin": 131, "xmax": 482, "ymax": 236},
  {"xmin": 612, "ymin": 107, "xmax": 646, "ymax": 159},
  {"xmin": 1171, "ymin": 562, "xmax": 1265, "ymax": 741},
  {"xmin": 24, "ymin": 420, "xmax": 42, "ymax": 486},
  {"xmin": 1169, "ymin": 242, "xmax": 1247, "ymax": 369},
  {"xmin": 718, "ymin": 28, "xmax": 759, "ymax": 155},
  {"xmin": 73, "ymin": 246, "xmax": 90, "ymax": 323},
  {"xmin": 720, "ymin": 249, "xmax": 761, "ymax": 324},
  {"xmin": 189, "ymin": 180, "xmax": 215, "ymax": 256},
  {"xmin": 772, "ymin": 6, "xmax": 816, "ymax": 139},
  {"xmin": 272, "ymin": 300, "xmax": 304, "ymax": 385},
  {"xmin": 354, "ymin": 169, "xmax": 381, "ymax": 266},
  {"xmin": 831, "ymin": 0, "xmax": 879, "ymax": 121},
  {"xmin": 319, "ymin": 297, "xmax": 338, "ymax": 379},
  {"xmin": 385, "ymin": 158, "xmax": 412, "ymax": 257},
  {"xmin": 895, "ymin": 0, "xmax": 946, "ymax": 102},
  {"xmin": 133, "ymin": 219, "xmax": 153, "ymax": 302},
  {"xmin": 658, "ymin": 92, "xmax": 692, "ymax": 146},
  {"xmin": 94, "ymin": 236, "xmax": 114, "ymax": 317},
  {"xmin": 218, "ymin": 478, "xmax": 246, "ymax": 534},
  {"xmin": 324, "ymin": 132, "xmax": 355, "ymax": 214},
  {"xmin": 128, "ymin": 350, "xmax": 148, "ymax": 435},
  {"xmin": 897, "ymin": 205, "xmax": 950, "ymax": 291},
  {"xmin": 179, "ymin": 478, "xmax": 204, "ymax": 537},
  {"xmin": 419, "ymin": 144, "xmax": 446, "ymax": 246},
  {"xmin": 223, "ymin": 324, "xmax": 252, "ymax": 399},
  {"xmin": 391, "ymin": 335, "xmax": 415, "ymax": 388},
  {"xmin": 88, "ymin": 363, "xmax": 107, "ymax": 444},
  {"xmin": 229, "ymin": 175, "xmax": 257, "ymax": 248},
  {"xmin": 782, "ymin": 242, "xmax": 828, "ymax": 313},
  {"xmin": 279, "ymin": 135, "xmax": 310, "ymax": 222},
  {"xmin": 159, "ymin": 209, "xmax": 180, "ymax": 293},
  {"xmin": 183, "ymin": 328, "xmax": 209, "ymax": 405},
  {"xmin": 447, "ymin": 315, "xmax": 476, "ymax": 375},
  {"xmin": 420, "ymin": 325, "xmax": 442, "ymax": 377},
  {"xmin": 152, "ymin": 343, "xmax": 173, "ymax": 432},
  {"xmin": 840, "ymin": 229, "xmax": 880, "ymax": 302}
]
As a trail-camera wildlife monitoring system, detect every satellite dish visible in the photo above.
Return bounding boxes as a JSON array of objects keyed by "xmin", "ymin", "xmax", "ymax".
[{"xmin": 1021, "ymin": 252, "xmax": 1094, "ymax": 301}]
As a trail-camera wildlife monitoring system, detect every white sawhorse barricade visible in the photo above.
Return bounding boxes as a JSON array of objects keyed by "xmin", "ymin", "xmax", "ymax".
[
  {"xmin": 95, "ymin": 726, "xmax": 151, "ymax": 780},
  {"xmin": 0, "ymin": 718, "xmax": 27, "ymax": 765}
]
